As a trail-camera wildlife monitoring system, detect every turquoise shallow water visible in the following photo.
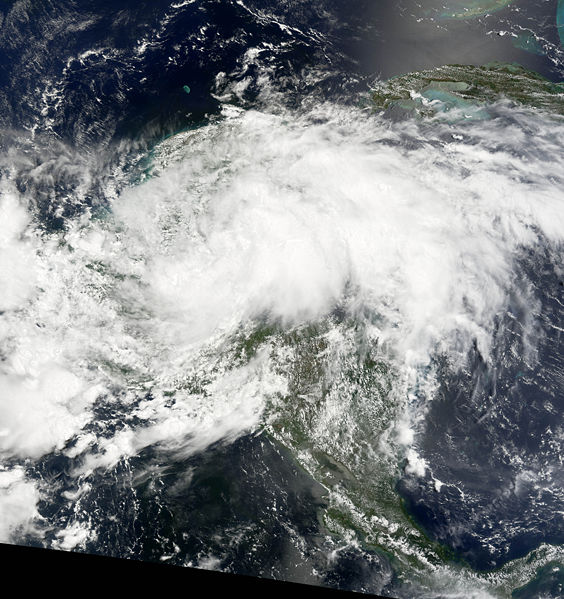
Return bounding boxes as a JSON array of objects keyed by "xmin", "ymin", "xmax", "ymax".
[
  {"xmin": 420, "ymin": 88, "xmax": 491, "ymax": 120},
  {"xmin": 558, "ymin": 0, "xmax": 564, "ymax": 48},
  {"xmin": 1, "ymin": 2, "xmax": 564, "ymax": 599},
  {"xmin": 437, "ymin": 0, "xmax": 513, "ymax": 19},
  {"xmin": 512, "ymin": 33, "xmax": 545, "ymax": 56}
]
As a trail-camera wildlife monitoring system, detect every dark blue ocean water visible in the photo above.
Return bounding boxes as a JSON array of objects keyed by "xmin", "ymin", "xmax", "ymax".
[
  {"xmin": 2, "ymin": 1, "xmax": 564, "ymax": 597},
  {"xmin": 1, "ymin": 0, "xmax": 561, "ymax": 146}
]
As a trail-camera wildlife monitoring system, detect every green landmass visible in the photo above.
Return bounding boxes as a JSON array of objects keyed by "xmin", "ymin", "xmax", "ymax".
[
  {"xmin": 224, "ymin": 314, "xmax": 564, "ymax": 596},
  {"xmin": 512, "ymin": 561, "xmax": 564, "ymax": 597},
  {"xmin": 138, "ymin": 80, "xmax": 564, "ymax": 595},
  {"xmin": 371, "ymin": 62, "xmax": 564, "ymax": 120}
]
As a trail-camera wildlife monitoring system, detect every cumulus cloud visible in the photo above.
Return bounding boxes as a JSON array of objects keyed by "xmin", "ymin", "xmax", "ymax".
[{"xmin": 0, "ymin": 100, "xmax": 563, "ymax": 482}]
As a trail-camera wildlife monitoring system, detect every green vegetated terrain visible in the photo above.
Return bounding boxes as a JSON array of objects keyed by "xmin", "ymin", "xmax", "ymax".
[
  {"xmin": 141, "ymin": 75, "xmax": 564, "ymax": 593},
  {"xmin": 371, "ymin": 62, "xmax": 564, "ymax": 119},
  {"xmin": 233, "ymin": 316, "xmax": 449, "ymax": 568},
  {"xmin": 223, "ymin": 315, "xmax": 564, "ymax": 596}
]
